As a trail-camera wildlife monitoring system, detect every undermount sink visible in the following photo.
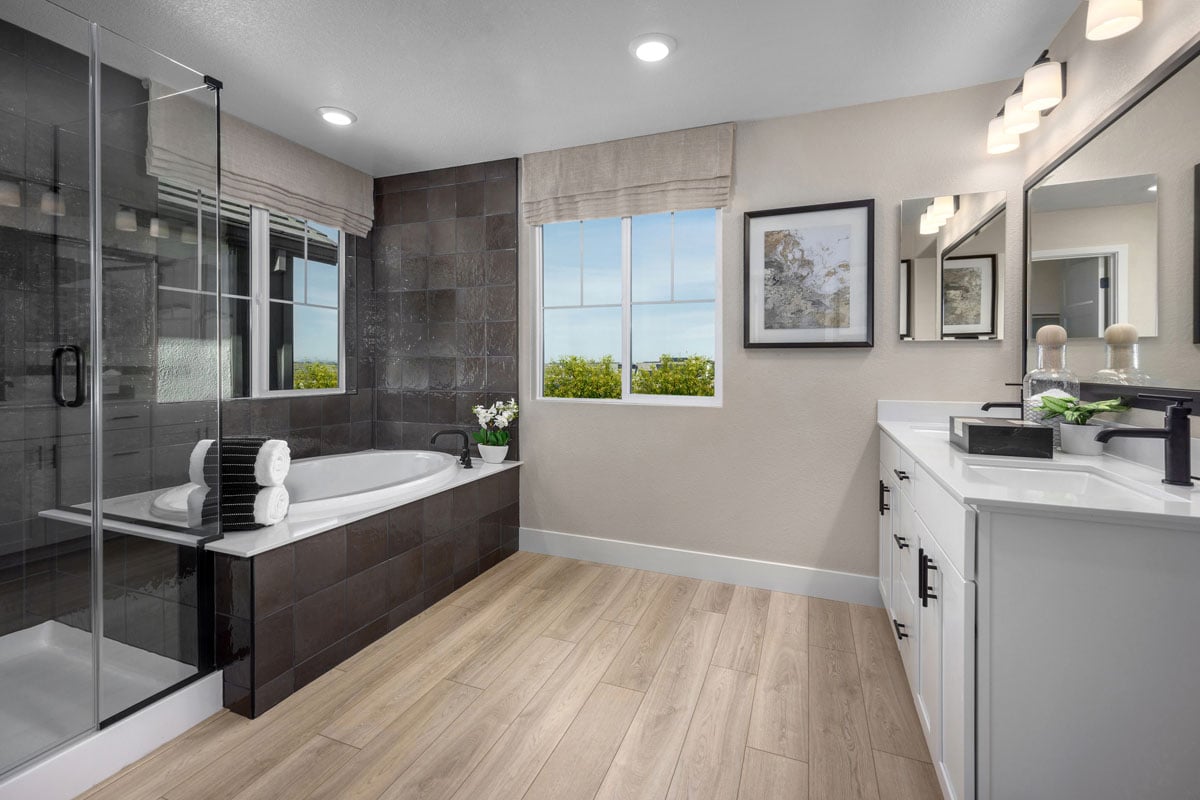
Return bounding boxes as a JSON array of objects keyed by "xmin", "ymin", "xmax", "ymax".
[
  {"xmin": 962, "ymin": 460, "xmax": 1190, "ymax": 511},
  {"xmin": 910, "ymin": 424, "xmax": 949, "ymax": 436}
]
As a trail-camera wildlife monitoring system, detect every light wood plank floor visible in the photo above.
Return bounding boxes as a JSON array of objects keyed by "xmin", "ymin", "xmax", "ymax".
[{"xmin": 78, "ymin": 553, "xmax": 940, "ymax": 800}]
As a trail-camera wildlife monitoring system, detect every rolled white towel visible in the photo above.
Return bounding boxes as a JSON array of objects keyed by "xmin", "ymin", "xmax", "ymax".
[
  {"xmin": 188, "ymin": 439, "xmax": 214, "ymax": 486},
  {"xmin": 186, "ymin": 484, "xmax": 210, "ymax": 528},
  {"xmin": 255, "ymin": 439, "xmax": 292, "ymax": 487},
  {"xmin": 253, "ymin": 485, "xmax": 290, "ymax": 526}
]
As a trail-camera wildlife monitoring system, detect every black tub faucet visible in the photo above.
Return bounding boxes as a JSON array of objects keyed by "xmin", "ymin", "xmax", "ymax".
[
  {"xmin": 1094, "ymin": 394, "xmax": 1194, "ymax": 487},
  {"xmin": 431, "ymin": 429, "xmax": 473, "ymax": 469}
]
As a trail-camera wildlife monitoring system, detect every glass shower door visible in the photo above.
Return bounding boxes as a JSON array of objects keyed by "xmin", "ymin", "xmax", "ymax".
[{"xmin": 0, "ymin": 3, "xmax": 98, "ymax": 775}]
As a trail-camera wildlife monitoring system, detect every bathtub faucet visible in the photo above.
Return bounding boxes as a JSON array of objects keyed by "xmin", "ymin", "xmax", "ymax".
[{"xmin": 431, "ymin": 430, "xmax": 473, "ymax": 469}]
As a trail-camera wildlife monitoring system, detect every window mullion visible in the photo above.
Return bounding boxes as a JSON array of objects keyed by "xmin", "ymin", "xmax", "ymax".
[{"xmin": 621, "ymin": 216, "xmax": 632, "ymax": 400}]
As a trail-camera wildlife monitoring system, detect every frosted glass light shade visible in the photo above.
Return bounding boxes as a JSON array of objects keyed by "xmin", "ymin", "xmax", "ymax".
[
  {"xmin": 149, "ymin": 217, "xmax": 169, "ymax": 238},
  {"xmin": 987, "ymin": 116, "xmax": 1019, "ymax": 154},
  {"xmin": 1003, "ymin": 93, "xmax": 1040, "ymax": 135},
  {"xmin": 919, "ymin": 213, "xmax": 940, "ymax": 236},
  {"xmin": 0, "ymin": 180, "xmax": 20, "ymax": 208},
  {"xmin": 115, "ymin": 208, "xmax": 138, "ymax": 231},
  {"xmin": 40, "ymin": 189, "xmax": 65, "ymax": 217},
  {"xmin": 1086, "ymin": 0, "xmax": 1143, "ymax": 40},
  {"xmin": 180, "ymin": 225, "xmax": 198, "ymax": 244},
  {"xmin": 929, "ymin": 195, "xmax": 956, "ymax": 220},
  {"xmin": 1023, "ymin": 60, "xmax": 1064, "ymax": 111}
]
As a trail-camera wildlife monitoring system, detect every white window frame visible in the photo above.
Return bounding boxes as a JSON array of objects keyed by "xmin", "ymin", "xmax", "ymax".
[
  {"xmin": 248, "ymin": 206, "xmax": 346, "ymax": 398},
  {"xmin": 534, "ymin": 211, "xmax": 723, "ymax": 407}
]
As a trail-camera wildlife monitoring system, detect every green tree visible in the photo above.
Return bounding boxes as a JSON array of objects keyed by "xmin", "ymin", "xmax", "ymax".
[
  {"xmin": 543, "ymin": 355, "xmax": 621, "ymax": 399},
  {"xmin": 293, "ymin": 361, "xmax": 339, "ymax": 389},
  {"xmin": 632, "ymin": 355, "xmax": 715, "ymax": 396}
]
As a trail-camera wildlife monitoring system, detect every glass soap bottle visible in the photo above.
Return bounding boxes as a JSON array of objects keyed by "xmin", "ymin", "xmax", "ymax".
[
  {"xmin": 1092, "ymin": 323, "xmax": 1151, "ymax": 386},
  {"xmin": 1023, "ymin": 324, "xmax": 1080, "ymax": 446}
]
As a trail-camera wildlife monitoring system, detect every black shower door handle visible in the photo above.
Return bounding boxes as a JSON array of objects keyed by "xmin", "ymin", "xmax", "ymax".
[{"xmin": 52, "ymin": 345, "xmax": 86, "ymax": 408}]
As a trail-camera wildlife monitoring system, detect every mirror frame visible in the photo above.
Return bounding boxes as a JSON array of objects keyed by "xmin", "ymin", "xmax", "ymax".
[{"xmin": 1022, "ymin": 34, "xmax": 1200, "ymax": 412}]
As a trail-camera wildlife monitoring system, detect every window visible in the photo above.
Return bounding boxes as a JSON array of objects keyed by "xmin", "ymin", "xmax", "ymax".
[
  {"xmin": 156, "ymin": 185, "xmax": 345, "ymax": 399},
  {"xmin": 537, "ymin": 208, "xmax": 721, "ymax": 404}
]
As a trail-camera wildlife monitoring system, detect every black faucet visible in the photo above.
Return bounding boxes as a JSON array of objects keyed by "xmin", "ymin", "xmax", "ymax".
[
  {"xmin": 982, "ymin": 382, "xmax": 1024, "ymax": 413},
  {"xmin": 431, "ymin": 429, "xmax": 473, "ymax": 469},
  {"xmin": 1094, "ymin": 394, "xmax": 1194, "ymax": 487}
]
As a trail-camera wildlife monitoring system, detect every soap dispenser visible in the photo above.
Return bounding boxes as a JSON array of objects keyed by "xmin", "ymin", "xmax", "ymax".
[
  {"xmin": 1092, "ymin": 323, "xmax": 1151, "ymax": 386},
  {"xmin": 1023, "ymin": 325, "xmax": 1080, "ymax": 445}
]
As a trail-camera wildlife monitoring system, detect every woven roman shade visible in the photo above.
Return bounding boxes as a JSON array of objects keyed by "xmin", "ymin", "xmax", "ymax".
[
  {"xmin": 521, "ymin": 122, "xmax": 735, "ymax": 225},
  {"xmin": 146, "ymin": 83, "xmax": 374, "ymax": 237}
]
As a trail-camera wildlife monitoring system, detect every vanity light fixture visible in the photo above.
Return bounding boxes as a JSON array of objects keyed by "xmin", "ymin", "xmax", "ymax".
[
  {"xmin": 1022, "ymin": 52, "xmax": 1066, "ymax": 112},
  {"xmin": 929, "ymin": 195, "xmax": 957, "ymax": 221},
  {"xmin": 149, "ymin": 217, "xmax": 169, "ymax": 239},
  {"xmin": 1086, "ymin": 0, "xmax": 1143, "ymax": 41},
  {"xmin": 180, "ymin": 225, "xmax": 198, "ymax": 244},
  {"xmin": 919, "ymin": 212, "xmax": 940, "ymax": 236},
  {"xmin": 1148, "ymin": 184, "xmax": 1158, "ymax": 192},
  {"xmin": 318, "ymin": 106, "xmax": 357, "ymax": 126},
  {"xmin": 0, "ymin": 180, "xmax": 20, "ymax": 208},
  {"xmin": 39, "ymin": 189, "xmax": 66, "ymax": 217},
  {"xmin": 114, "ymin": 207, "xmax": 138, "ymax": 231},
  {"xmin": 629, "ymin": 33, "xmax": 676, "ymax": 62},
  {"xmin": 987, "ymin": 112, "xmax": 1019, "ymax": 155},
  {"xmin": 1003, "ymin": 89, "xmax": 1040, "ymax": 135}
]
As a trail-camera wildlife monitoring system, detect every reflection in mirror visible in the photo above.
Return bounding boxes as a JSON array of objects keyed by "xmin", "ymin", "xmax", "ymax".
[
  {"xmin": 899, "ymin": 192, "xmax": 1005, "ymax": 340},
  {"xmin": 1025, "ymin": 49, "xmax": 1200, "ymax": 391},
  {"xmin": 1029, "ymin": 174, "xmax": 1158, "ymax": 339}
]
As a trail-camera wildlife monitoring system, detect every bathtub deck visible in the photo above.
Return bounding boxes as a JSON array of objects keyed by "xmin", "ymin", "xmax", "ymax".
[{"xmin": 76, "ymin": 552, "xmax": 939, "ymax": 800}]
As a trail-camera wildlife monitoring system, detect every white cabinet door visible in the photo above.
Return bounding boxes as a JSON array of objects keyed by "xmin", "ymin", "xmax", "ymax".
[
  {"xmin": 878, "ymin": 468, "xmax": 894, "ymax": 613},
  {"xmin": 936, "ymin": 538, "xmax": 974, "ymax": 800},
  {"xmin": 916, "ymin": 522, "xmax": 943, "ymax": 754}
]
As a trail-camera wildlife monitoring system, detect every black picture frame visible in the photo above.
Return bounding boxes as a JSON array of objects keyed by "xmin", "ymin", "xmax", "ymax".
[
  {"xmin": 743, "ymin": 199, "xmax": 875, "ymax": 348},
  {"xmin": 940, "ymin": 254, "xmax": 997, "ymax": 338}
]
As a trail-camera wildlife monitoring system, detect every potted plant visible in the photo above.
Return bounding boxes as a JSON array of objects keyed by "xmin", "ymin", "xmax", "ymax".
[
  {"xmin": 471, "ymin": 399, "xmax": 518, "ymax": 464},
  {"xmin": 1037, "ymin": 395, "xmax": 1129, "ymax": 455}
]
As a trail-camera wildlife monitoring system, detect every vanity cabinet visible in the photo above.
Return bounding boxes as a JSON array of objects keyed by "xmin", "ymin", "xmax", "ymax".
[{"xmin": 880, "ymin": 430, "xmax": 975, "ymax": 800}]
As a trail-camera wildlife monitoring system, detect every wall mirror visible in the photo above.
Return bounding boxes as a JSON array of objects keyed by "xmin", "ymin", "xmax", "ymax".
[
  {"xmin": 899, "ymin": 191, "xmax": 1006, "ymax": 341},
  {"xmin": 1025, "ymin": 43, "xmax": 1200, "ymax": 396}
]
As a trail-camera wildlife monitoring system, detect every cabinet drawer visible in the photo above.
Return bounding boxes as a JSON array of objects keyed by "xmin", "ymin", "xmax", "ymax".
[
  {"xmin": 896, "ymin": 449, "xmax": 917, "ymax": 497},
  {"xmin": 893, "ymin": 579, "xmax": 918, "ymax": 686},
  {"xmin": 897, "ymin": 494, "xmax": 919, "ymax": 598},
  {"xmin": 880, "ymin": 432, "xmax": 901, "ymax": 481},
  {"xmin": 914, "ymin": 463, "xmax": 973, "ymax": 578}
]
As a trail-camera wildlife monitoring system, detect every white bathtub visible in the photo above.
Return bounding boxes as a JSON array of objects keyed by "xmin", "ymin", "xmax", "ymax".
[{"xmin": 284, "ymin": 450, "xmax": 460, "ymax": 519}]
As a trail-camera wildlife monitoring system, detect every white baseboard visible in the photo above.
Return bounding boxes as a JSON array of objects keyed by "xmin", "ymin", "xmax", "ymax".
[
  {"xmin": 0, "ymin": 671, "xmax": 223, "ymax": 800},
  {"xmin": 520, "ymin": 527, "xmax": 882, "ymax": 607}
]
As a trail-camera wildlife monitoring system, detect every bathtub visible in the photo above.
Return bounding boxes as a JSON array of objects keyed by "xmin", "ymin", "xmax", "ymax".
[{"xmin": 284, "ymin": 450, "xmax": 460, "ymax": 519}]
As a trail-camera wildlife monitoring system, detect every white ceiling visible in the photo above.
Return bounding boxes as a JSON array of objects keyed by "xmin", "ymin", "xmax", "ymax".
[{"xmin": 54, "ymin": 0, "xmax": 1081, "ymax": 177}]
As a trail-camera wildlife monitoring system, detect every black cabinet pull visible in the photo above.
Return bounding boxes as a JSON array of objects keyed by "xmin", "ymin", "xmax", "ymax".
[
  {"xmin": 51, "ymin": 345, "xmax": 86, "ymax": 408},
  {"xmin": 878, "ymin": 480, "xmax": 891, "ymax": 515},
  {"xmin": 893, "ymin": 619, "xmax": 909, "ymax": 640},
  {"xmin": 893, "ymin": 534, "xmax": 909, "ymax": 550},
  {"xmin": 919, "ymin": 549, "xmax": 939, "ymax": 607},
  {"xmin": 893, "ymin": 468, "xmax": 910, "ymax": 481}
]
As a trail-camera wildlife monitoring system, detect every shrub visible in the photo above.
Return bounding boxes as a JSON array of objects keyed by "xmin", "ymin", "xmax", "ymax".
[
  {"xmin": 543, "ymin": 355, "xmax": 621, "ymax": 399},
  {"xmin": 293, "ymin": 361, "xmax": 338, "ymax": 389},
  {"xmin": 632, "ymin": 355, "xmax": 715, "ymax": 396}
]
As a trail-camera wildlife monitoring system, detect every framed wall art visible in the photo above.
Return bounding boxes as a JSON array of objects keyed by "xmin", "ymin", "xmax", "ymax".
[{"xmin": 743, "ymin": 199, "xmax": 874, "ymax": 347}]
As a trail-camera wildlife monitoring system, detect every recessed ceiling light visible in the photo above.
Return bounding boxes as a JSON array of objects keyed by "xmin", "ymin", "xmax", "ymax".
[
  {"xmin": 318, "ymin": 106, "xmax": 357, "ymax": 126},
  {"xmin": 629, "ymin": 33, "xmax": 676, "ymax": 63}
]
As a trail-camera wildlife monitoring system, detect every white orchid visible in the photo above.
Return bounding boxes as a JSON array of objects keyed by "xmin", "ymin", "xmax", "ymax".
[{"xmin": 471, "ymin": 399, "xmax": 519, "ymax": 447}]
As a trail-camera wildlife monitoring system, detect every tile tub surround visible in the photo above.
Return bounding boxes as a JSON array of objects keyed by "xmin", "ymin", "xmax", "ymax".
[
  {"xmin": 213, "ymin": 464, "xmax": 520, "ymax": 717},
  {"xmin": 371, "ymin": 159, "xmax": 519, "ymax": 457}
]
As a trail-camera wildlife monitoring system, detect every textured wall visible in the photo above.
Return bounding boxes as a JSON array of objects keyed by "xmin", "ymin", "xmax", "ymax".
[
  {"xmin": 517, "ymin": 2, "xmax": 1200, "ymax": 578},
  {"xmin": 369, "ymin": 159, "xmax": 519, "ymax": 456}
]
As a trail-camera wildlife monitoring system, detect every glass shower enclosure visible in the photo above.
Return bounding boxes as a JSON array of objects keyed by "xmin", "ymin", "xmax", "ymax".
[{"xmin": 0, "ymin": 1, "xmax": 222, "ymax": 777}]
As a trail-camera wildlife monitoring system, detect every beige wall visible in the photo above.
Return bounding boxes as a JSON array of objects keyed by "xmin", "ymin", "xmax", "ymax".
[{"xmin": 517, "ymin": 1, "xmax": 1200, "ymax": 578}]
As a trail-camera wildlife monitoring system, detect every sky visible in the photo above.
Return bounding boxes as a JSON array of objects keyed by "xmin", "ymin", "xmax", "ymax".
[{"xmin": 542, "ymin": 209, "xmax": 717, "ymax": 364}]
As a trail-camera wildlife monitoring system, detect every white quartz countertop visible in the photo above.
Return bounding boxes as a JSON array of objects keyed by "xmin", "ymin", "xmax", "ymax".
[{"xmin": 879, "ymin": 418, "xmax": 1200, "ymax": 530}]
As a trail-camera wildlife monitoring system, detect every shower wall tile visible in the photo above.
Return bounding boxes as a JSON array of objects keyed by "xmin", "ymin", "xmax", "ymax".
[
  {"xmin": 211, "ymin": 466, "xmax": 520, "ymax": 718},
  {"xmin": 372, "ymin": 158, "xmax": 519, "ymax": 458}
]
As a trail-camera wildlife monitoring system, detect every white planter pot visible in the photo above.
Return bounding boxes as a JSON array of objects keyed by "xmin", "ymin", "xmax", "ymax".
[
  {"xmin": 477, "ymin": 443, "xmax": 509, "ymax": 464},
  {"xmin": 1059, "ymin": 422, "xmax": 1104, "ymax": 456}
]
